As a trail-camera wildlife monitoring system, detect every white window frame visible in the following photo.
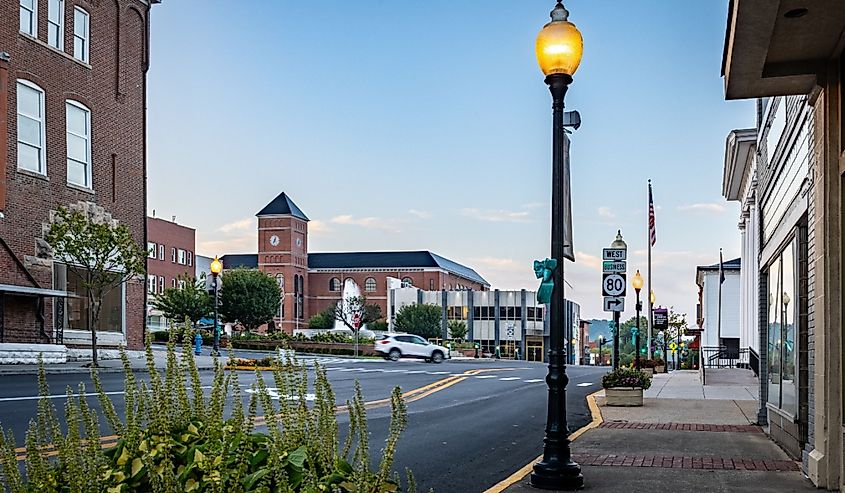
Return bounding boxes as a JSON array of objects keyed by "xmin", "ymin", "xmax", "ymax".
[
  {"xmin": 177, "ymin": 249, "xmax": 186, "ymax": 265},
  {"xmin": 147, "ymin": 242, "xmax": 156, "ymax": 259},
  {"xmin": 65, "ymin": 100, "xmax": 92, "ymax": 188},
  {"xmin": 158, "ymin": 276, "xmax": 164, "ymax": 292},
  {"xmin": 171, "ymin": 247, "xmax": 176, "ymax": 263},
  {"xmin": 72, "ymin": 6, "xmax": 89, "ymax": 63},
  {"xmin": 147, "ymin": 274, "xmax": 156, "ymax": 294},
  {"xmin": 178, "ymin": 279, "xmax": 186, "ymax": 290},
  {"xmin": 171, "ymin": 278, "xmax": 177, "ymax": 288},
  {"xmin": 187, "ymin": 251, "xmax": 192, "ymax": 267},
  {"xmin": 20, "ymin": 0, "xmax": 37, "ymax": 37},
  {"xmin": 158, "ymin": 244, "xmax": 164, "ymax": 260},
  {"xmin": 47, "ymin": 0, "xmax": 64, "ymax": 50},
  {"xmin": 16, "ymin": 80, "xmax": 46, "ymax": 175}
]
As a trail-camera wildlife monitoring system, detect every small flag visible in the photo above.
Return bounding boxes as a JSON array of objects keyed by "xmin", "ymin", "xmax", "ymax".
[
  {"xmin": 719, "ymin": 249, "xmax": 725, "ymax": 284},
  {"xmin": 648, "ymin": 181, "xmax": 656, "ymax": 247}
]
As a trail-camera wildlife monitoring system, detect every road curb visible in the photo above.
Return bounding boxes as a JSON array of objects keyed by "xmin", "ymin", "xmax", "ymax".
[{"xmin": 484, "ymin": 389, "xmax": 604, "ymax": 493}]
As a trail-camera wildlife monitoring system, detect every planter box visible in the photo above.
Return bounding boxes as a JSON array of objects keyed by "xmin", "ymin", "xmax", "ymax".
[
  {"xmin": 655, "ymin": 365, "xmax": 665, "ymax": 373},
  {"xmin": 605, "ymin": 387, "xmax": 644, "ymax": 407},
  {"xmin": 641, "ymin": 368, "xmax": 655, "ymax": 377}
]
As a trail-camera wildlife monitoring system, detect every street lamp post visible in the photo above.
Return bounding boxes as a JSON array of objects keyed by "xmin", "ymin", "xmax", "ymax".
[
  {"xmin": 597, "ymin": 335, "xmax": 606, "ymax": 366},
  {"xmin": 530, "ymin": 1, "xmax": 584, "ymax": 490},
  {"xmin": 210, "ymin": 256, "xmax": 223, "ymax": 356},
  {"xmin": 633, "ymin": 270, "xmax": 644, "ymax": 370}
]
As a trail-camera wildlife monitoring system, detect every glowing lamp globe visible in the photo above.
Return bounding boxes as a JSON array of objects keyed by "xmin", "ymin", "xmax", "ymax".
[
  {"xmin": 632, "ymin": 270, "xmax": 644, "ymax": 292},
  {"xmin": 536, "ymin": 1, "xmax": 583, "ymax": 77},
  {"xmin": 210, "ymin": 256, "xmax": 223, "ymax": 276}
]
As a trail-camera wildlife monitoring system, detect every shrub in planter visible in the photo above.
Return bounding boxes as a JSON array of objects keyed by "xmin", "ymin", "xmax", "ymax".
[
  {"xmin": 0, "ymin": 329, "xmax": 415, "ymax": 492},
  {"xmin": 602, "ymin": 367, "xmax": 652, "ymax": 390}
]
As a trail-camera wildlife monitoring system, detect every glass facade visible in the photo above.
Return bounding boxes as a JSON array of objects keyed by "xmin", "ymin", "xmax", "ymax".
[{"xmin": 767, "ymin": 237, "xmax": 798, "ymax": 414}]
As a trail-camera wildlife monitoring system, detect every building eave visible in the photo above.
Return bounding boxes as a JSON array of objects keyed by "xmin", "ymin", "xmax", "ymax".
[
  {"xmin": 723, "ymin": 128, "xmax": 757, "ymax": 201},
  {"xmin": 722, "ymin": 0, "xmax": 845, "ymax": 100}
]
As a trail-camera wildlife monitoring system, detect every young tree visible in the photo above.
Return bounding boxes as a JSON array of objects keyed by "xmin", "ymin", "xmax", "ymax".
[
  {"xmin": 45, "ymin": 206, "xmax": 146, "ymax": 367},
  {"xmin": 219, "ymin": 269, "xmax": 281, "ymax": 333},
  {"xmin": 448, "ymin": 320, "xmax": 468, "ymax": 341},
  {"xmin": 308, "ymin": 304, "xmax": 337, "ymax": 330},
  {"xmin": 151, "ymin": 275, "xmax": 212, "ymax": 327},
  {"xmin": 394, "ymin": 304, "xmax": 442, "ymax": 340}
]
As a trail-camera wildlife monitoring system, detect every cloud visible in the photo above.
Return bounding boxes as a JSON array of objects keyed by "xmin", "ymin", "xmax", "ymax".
[
  {"xmin": 196, "ymin": 235, "xmax": 254, "ymax": 256},
  {"xmin": 217, "ymin": 217, "xmax": 255, "ymax": 234},
  {"xmin": 408, "ymin": 209, "xmax": 432, "ymax": 220},
  {"xmin": 471, "ymin": 257, "xmax": 520, "ymax": 269},
  {"xmin": 677, "ymin": 203, "xmax": 726, "ymax": 213},
  {"xmin": 308, "ymin": 219, "xmax": 331, "ymax": 235},
  {"xmin": 461, "ymin": 208, "xmax": 532, "ymax": 223},
  {"xmin": 575, "ymin": 251, "xmax": 603, "ymax": 271},
  {"xmin": 521, "ymin": 202, "xmax": 545, "ymax": 210},
  {"xmin": 331, "ymin": 214, "xmax": 400, "ymax": 233},
  {"xmin": 597, "ymin": 206, "xmax": 615, "ymax": 219}
]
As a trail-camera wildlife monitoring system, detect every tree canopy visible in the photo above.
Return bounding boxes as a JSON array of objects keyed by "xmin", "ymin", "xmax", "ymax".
[
  {"xmin": 151, "ymin": 275, "xmax": 212, "ymax": 326},
  {"xmin": 219, "ymin": 269, "xmax": 281, "ymax": 332},
  {"xmin": 394, "ymin": 304, "xmax": 442, "ymax": 340}
]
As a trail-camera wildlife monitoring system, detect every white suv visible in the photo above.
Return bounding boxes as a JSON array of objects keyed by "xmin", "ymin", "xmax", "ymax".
[{"xmin": 375, "ymin": 334, "xmax": 450, "ymax": 363}]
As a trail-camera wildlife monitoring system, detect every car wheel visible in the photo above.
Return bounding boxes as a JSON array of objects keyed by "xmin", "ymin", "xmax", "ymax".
[
  {"xmin": 388, "ymin": 349, "xmax": 401, "ymax": 362},
  {"xmin": 431, "ymin": 351, "xmax": 444, "ymax": 364}
]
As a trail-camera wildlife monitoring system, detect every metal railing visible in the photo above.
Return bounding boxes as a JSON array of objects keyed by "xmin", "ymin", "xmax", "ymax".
[
  {"xmin": 748, "ymin": 347, "xmax": 760, "ymax": 377},
  {"xmin": 701, "ymin": 346, "xmax": 749, "ymax": 369}
]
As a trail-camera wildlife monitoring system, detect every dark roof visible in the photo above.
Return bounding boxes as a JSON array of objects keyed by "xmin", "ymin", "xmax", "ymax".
[
  {"xmin": 256, "ymin": 192, "xmax": 309, "ymax": 220},
  {"xmin": 697, "ymin": 258, "xmax": 741, "ymax": 271},
  {"xmin": 220, "ymin": 254, "xmax": 258, "ymax": 269},
  {"xmin": 308, "ymin": 251, "xmax": 489, "ymax": 286}
]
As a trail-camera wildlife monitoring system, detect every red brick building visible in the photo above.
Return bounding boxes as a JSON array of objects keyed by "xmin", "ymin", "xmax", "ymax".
[
  {"xmin": 0, "ymin": 0, "xmax": 157, "ymax": 352},
  {"xmin": 221, "ymin": 192, "xmax": 489, "ymax": 333},
  {"xmin": 146, "ymin": 216, "xmax": 196, "ymax": 330}
]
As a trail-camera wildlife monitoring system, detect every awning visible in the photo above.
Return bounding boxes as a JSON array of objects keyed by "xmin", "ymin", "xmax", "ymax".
[{"xmin": 0, "ymin": 283, "xmax": 72, "ymax": 297}]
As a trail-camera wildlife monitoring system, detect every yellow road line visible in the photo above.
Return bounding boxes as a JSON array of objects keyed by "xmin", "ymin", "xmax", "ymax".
[{"xmin": 484, "ymin": 390, "xmax": 603, "ymax": 493}]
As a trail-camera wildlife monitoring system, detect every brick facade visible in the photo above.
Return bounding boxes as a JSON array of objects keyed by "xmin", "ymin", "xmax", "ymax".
[
  {"xmin": 147, "ymin": 216, "xmax": 196, "ymax": 293},
  {"xmin": 0, "ymin": 0, "xmax": 155, "ymax": 349}
]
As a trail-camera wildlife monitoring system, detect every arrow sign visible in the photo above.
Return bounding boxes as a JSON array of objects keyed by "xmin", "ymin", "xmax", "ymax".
[{"xmin": 603, "ymin": 296, "xmax": 625, "ymax": 312}]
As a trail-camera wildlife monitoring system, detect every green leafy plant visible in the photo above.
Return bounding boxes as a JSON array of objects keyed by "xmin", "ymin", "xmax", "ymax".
[
  {"xmin": 220, "ymin": 268, "xmax": 282, "ymax": 333},
  {"xmin": 151, "ymin": 275, "xmax": 212, "ymax": 326},
  {"xmin": 368, "ymin": 320, "xmax": 389, "ymax": 333},
  {"xmin": 447, "ymin": 320, "xmax": 468, "ymax": 342},
  {"xmin": 601, "ymin": 367, "xmax": 652, "ymax": 390},
  {"xmin": 308, "ymin": 305, "xmax": 337, "ymax": 330},
  {"xmin": 45, "ymin": 206, "xmax": 147, "ymax": 367},
  {"xmin": 0, "ymin": 324, "xmax": 414, "ymax": 492},
  {"xmin": 395, "ymin": 304, "xmax": 442, "ymax": 339}
]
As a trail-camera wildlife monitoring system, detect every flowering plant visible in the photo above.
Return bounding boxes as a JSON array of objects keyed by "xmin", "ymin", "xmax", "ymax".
[{"xmin": 601, "ymin": 367, "xmax": 652, "ymax": 390}]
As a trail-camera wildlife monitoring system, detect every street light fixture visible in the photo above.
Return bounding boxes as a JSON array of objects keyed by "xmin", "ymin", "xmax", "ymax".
[
  {"xmin": 210, "ymin": 256, "xmax": 223, "ymax": 356},
  {"xmin": 632, "ymin": 270, "xmax": 644, "ymax": 370},
  {"xmin": 530, "ymin": 1, "xmax": 584, "ymax": 490}
]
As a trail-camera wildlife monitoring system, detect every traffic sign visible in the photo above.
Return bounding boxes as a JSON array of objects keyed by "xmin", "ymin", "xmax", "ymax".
[
  {"xmin": 352, "ymin": 313, "xmax": 361, "ymax": 329},
  {"xmin": 603, "ymin": 296, "xmax": 625, "ymax": 312},
  {"xmin": 602, "ymin": 248, "xmax": 627, "ymax": 261},
  {"xmin": 669, "ymin": 342, "xmax": 677, "ymax": 351},
  {"xmin": 602, "ymin": 273, "xmax": 627, "ymax": 296},
  {"xmin": 654, "ymin": 308, "xmax": 669, "ymax": 330},
  {"xmin": 603, "ymin": 261, "xmax": 626, "ymax": 273}
]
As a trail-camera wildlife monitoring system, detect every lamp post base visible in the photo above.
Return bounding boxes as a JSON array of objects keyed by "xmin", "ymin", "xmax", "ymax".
[{"xmin": 530, "ymin": 460, "xmax": 584, "ymax": 490}]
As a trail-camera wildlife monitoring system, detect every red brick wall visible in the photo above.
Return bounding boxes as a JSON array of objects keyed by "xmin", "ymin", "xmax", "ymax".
[
  {"xmin": 257, "ymin": 215, "xmax": 308, "ymax": 334},
  {"xmin": 0, "ymin": 0, "xmax": 151, "ymax": 348},
  {"xmin": 0, "ymin": 55, "xmax": 7, "ymax": 214},
  {"xmin": 147, "ymin": 217, "xmax": 196, "ymax": 289}
]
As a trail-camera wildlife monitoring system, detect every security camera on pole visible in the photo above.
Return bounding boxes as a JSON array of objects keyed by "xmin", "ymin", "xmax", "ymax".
[{"xmin": 603, "ymin": 230, "xmax": 627, "ymax": 370}]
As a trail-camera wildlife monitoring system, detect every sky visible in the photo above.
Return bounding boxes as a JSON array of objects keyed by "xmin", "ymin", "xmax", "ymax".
[{"xmin": 146, "ymin": 1, "xmax": 755, "ymax": 323}]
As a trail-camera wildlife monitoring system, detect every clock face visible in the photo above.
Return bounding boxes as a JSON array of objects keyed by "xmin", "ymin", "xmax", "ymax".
[
  {"xmin": 295, "ymin": 237, "xmax": 303, "ymax": 248},
  {"xmin": 269, "ymin": 235, "xmax": 280, "ymax": 247}
]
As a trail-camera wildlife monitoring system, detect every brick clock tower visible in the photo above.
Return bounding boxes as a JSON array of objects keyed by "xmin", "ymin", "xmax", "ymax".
[{"xmin": 256, "ymin": 192, "xmax": 309, "ymax": 334}]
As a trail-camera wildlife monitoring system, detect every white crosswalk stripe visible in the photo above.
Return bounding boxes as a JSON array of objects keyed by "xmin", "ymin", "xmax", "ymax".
[
  {"xmin": 499, "ymin": 377, "xmax": 521, "ymax": 381},
  {"xmin": 523, "ymin": 379, "xmax": 545, "ymax": 383}
]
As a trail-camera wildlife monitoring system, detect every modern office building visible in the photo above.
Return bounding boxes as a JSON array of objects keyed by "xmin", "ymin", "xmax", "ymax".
[{"xmin": 0, "ymin": 0, "xmax": 157, "ymax": 359}]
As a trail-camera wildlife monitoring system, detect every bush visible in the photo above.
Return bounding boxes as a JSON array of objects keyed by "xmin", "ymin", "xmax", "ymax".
[
  {"xmin": 641, "ymin": 359, "xmax": 656, "ymax": 369},
  {"xmin": 0, "ymin": 328, "xmax": 414, "ymax": 492},
  {"xmin": 308, "ymin": 306, "xmax": 336, "ymax": 330},
  {"xmin": 602, "ymin": 367, "xmax": 652, "ymax": 390},
  {"xmin": 368, "ymin": 320, "xmax": 389, "ymax": 332}
]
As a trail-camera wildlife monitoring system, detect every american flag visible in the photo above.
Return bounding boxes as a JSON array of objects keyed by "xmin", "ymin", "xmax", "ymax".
[{"xmin": 648, "ymin": 181, "xmax": 656, "ymax": 246}]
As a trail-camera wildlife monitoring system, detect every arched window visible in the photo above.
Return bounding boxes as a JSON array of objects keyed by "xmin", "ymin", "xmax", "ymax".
[
  {"xmin": 365, "ymin": 277, "xmax": 377, "ymax": 292},
  {"xmin": 329, "ymin": 277, "xmax": 341, "ymax": 292},
  {"xmin": 276, "ymin": 274, "xmax": 285, "ymax": 319},
  {"xmin": 401, "ymin": 277, "xmax": 414, "ymax": 288}
]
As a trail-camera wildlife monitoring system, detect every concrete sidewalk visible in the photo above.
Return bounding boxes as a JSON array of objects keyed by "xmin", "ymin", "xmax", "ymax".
[
  {"xmin": 0, "ymin": 350, "xmax": 219, "ymax": 375},
  {"xmin": 498, "ymin": 370, "xmax": 815, "ymax": 493}
]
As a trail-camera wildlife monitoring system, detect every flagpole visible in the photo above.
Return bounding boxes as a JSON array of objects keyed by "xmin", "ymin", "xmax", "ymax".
[
  {"xmin": 718, "ymin": 248, "xmax": 723, "ymax": 346},
  {"xmin": 647, "ymin": 179, "xmax": 653, "ymax": 360}
]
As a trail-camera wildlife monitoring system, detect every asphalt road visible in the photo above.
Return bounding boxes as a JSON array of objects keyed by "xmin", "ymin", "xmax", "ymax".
[{"xmin": 0, "ymin": 356, "xmax": 606, "ymax": 492}]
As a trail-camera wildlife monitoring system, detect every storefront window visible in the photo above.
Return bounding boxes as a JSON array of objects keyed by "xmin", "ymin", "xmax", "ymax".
[
  {"xmin": 766, "ymin": 237, "xmax": 799, "ymax": 414},
  {"xmin": 63, "ymin": 265, "xmax": 124, "ymax": 333}
]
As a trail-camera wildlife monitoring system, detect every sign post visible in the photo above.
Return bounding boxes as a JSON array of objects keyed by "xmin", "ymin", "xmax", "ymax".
[
  {"xmin": 654, "ymin": 307, "xmax": 669, "ymax": 372},
  {"xmin": 352, "ymin": 312, "xmax": 362, "ymax": 358},
  {"xmin": 604, "ymin": 232, "xmax": 627, "ymax": 370}
]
